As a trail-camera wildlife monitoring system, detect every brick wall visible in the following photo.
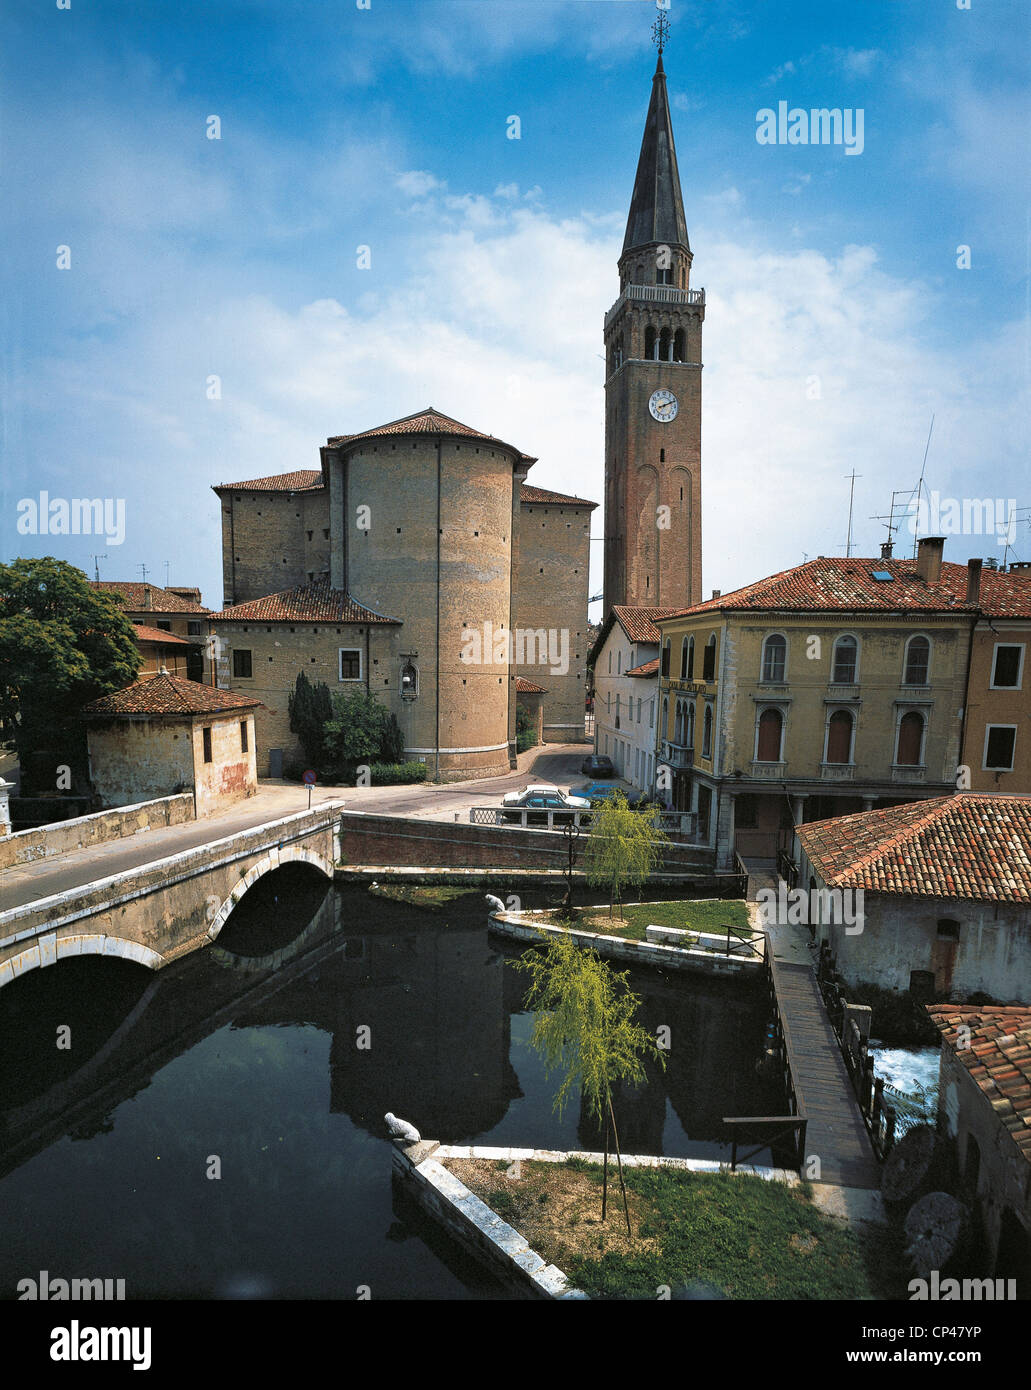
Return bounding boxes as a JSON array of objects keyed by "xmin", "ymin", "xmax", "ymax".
[{"xmin": 338, "ymin": 810, "xmax": 726, "ymax": 878}]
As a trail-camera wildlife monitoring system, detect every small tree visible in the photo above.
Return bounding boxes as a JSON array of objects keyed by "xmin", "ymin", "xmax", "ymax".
[
  {"xmin": 581, "ymin": 789, "xmax": 667, "ymax": 917},
  {"xmin": 381, "ymin": 712, "xmax": 405, "ymax": 764},
  {"xmin": 323, "ymin": 688, "xmax": 391, "ymax": 773},
  {"xmin": 0, "ymin": 557, "xmax": 141, "ymax": 789},
  {"xmin": 288, "ymin": 672, "xmax": 333, "ymax": 767},
  {"xmin": 514, "ymin": 933, "xmax": 665, "ymax": 1233}
]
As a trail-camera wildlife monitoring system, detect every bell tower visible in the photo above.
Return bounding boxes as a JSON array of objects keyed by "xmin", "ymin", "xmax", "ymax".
[{"xmin": 603, "ymin": 17, "xmax": 704, "ymax": 613}]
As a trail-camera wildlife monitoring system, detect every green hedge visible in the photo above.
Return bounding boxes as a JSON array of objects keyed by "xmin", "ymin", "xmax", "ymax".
[{"xmin": 368, "ymin": 761, "xmax": 428, "ymax": 785}]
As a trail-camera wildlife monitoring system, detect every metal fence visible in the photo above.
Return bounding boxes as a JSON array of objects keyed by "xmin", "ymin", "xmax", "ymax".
[{"xmin": 469, "ymin": 806, "xmax": 697, "ymax": 836}]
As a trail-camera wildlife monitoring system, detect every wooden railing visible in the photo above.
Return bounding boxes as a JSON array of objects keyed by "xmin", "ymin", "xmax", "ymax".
[
  {"xmin": 723, "ymin": 931, "xmax": 808, "ymax": 1173},
  {"xmin": 815, "ymin": 941, "xmax": 897, "ymax": 1159}
]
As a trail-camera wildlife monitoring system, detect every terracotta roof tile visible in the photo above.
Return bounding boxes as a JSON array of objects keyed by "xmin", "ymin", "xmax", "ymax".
[
  {"xmin": 131, "ymin": 625, "xmax": 191, "ymax": 646},
  {"xmin": 520, "ymin": 484, "xmax": 597, "ymax": 509},
  {"xmin": 326, "ymin": 407, "xmax": 535, "ymax": 463},
  {"xmin": 83, "ymin": 674, "xmax": 262, "ymax": 718},
  {"xmin": 212, "ymin": 583, "xmax": 400, "ymax": 625},
  {"xmin": 212, "ymin": 470, "xmax": 325, "ymax": 494},
  {"xmin": 515, "ymin": 676, "xmax": 547, "ymax": 693},
  {"xmin": 612, "ymin": 605, "xmax": 685, "ymax": 644},
  {"xmin": 658, "ymin": 557, "xmax": 1031, "ymax": 619},
  {"xmin": 928, "ymin": 1006, "xmax": 1031, "ymax": 1156},
  {"xmin": 626, "ymin": 657, "xmax": 659, "ymax": 677},
  {"xmin": 797, "ymin": 793, "xmax": 1031, "ymax": 903},
  {"xmin": 94, "ymin": 582, "xmax": 210, "ymax": 615}
]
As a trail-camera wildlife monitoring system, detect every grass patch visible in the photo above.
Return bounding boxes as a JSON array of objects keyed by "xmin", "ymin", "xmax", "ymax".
[
  {"xmin": 368, "ymin": 883, "xmax": 474, "ymax": 910},
  {"xmin": 447, "ymin": 1157, "xmax": 903, "ymax": 1300},
  {"xmin": 534, "ymin": 898, "xmax": 753, "ymax": 944}
]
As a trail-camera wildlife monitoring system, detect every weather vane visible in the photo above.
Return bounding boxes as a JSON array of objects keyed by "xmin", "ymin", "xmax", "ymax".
[{"xmin": 652, "ymin": 7, "xmax": 670, "ymax": 57}]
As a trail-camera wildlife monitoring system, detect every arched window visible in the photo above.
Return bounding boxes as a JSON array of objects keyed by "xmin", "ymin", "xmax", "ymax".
[
  {"xmin": 659, "ymin": 327, "xmax": 672, "ymax": 362},
  {"xmin": 617, "ymin": 649, "xmax": 622, "ymax": 674},
  {"xmin": 680, "ymin": 637, "xmax": 690, "ymax": 680},
  {"xmin": 674, "ymin": 700, "xmax": 685, "ymax": 744},
  {"xmin": 832, "ymin": 635, "xmax": 859, "ymax": 684},
  {"xmin": 637, "ymin": 697, "xmax": 642, "ymax": 723},
  {"xmin": 702, "ymin": 705, "xmax": 713, "ymax": 758},
  {"xmin": 673, "ymin": 327, "xmax": 686, "ymax": 361},
  {"xmin": 614, "ymin": 334, "xmax": 624, "ymax": 370},
  {"xmin": 702, "ymin": 633, "xmax": 717, "ymax": 681},
  {"xmin": 904, "ymin": 635, "xmax": 930, "ymax": 686},
  {"xmin": 756, "ymin": 707, "xmax": 783, "ymax": 762},
  {"xmin": 896, "ymin": 711, "xmax": 925, "ymax": 766},
  {"xmin": 615, "ymin": 694, "xmax": 621, "ymax": 729},
  {"xmin": 761, "ymin": 633, "xmax": 787, "ymax": 683},
  {"xmin": 660, "ymin": 639, "xmax": 671, "ymax": 677},
  {"xmin": 825, "ymin": 709, "xmax": 854, "ymax": 764},
  {"xmin": 661, "ymin": 696, "xmax": 669, "ymax": 739},
  {"xmin": 686, "ymin": 636, "xmax": 695, "ymax": 679},
  {"xmin": 686, "ymin": 702, "xmax": 695, "ymax": 748},
  {"xmin": 644, "ymin": 325, "xmax": 658, "ymax": 361}
]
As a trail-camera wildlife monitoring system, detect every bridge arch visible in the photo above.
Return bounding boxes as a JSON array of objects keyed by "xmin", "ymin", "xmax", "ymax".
[
  {"xmin": 0, "ymin": 934, "xmax": 165, "ymax": 991},
  {"xmin": 205, "ymin": 845, "xmax": 335, "ymax": 944}
]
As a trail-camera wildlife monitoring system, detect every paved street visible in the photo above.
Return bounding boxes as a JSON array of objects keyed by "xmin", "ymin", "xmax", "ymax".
[{"xmin": 0, "ymin": 744, "xmax": 603, "ymax": 912}]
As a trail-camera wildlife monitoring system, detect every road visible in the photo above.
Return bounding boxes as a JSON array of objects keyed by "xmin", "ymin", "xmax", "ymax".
[{"xmin": 0, "ymin": 744, "xmax": 602, "ymax": 913}]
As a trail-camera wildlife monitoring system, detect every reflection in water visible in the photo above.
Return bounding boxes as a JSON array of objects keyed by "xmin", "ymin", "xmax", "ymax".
[{"xmin": 0, "ymin": 879, "xmax": 781, "ymax": 1299}]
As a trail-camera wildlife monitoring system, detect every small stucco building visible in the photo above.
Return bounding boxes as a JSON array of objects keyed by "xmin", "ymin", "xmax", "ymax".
[
  {"xmin": 588, "ymin": 605, "xmax": 675, "ymax": 794},
  {"xmin": 83, "ymin": 674, "xmax": 262, "ymax": 817},
  {"xmin": 928, "ymin": 1005, "xmax": 1031, "ymax": 1283},
  {"xmin": 796, "ymin": 794, "xmax": 1031, "ymax": 1003}
]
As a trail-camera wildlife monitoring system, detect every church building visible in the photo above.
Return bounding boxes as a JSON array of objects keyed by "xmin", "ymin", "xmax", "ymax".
[
  {"xmin": 603, "ymin": 43, "xmax": 703, "ymax": 614},
  {"xmin": 210, "ymin": 410, "xmax": 595, "ymax": 779}
]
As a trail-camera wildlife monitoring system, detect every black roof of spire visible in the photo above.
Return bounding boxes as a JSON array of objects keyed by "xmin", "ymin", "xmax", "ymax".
[{"xmin": 622, "ymin": 54, "xmax": 690, "ymax": 257}]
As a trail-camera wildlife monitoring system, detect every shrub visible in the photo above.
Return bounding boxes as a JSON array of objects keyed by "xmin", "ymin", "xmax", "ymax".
[{"xmin": 368, "ymin": 761, "xmax": 428, "ymax": 785}]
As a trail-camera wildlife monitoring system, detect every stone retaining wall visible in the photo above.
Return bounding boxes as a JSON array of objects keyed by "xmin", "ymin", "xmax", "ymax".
[
  {"xmin": 489, "ymin": 910, "xmax": 763, "ymax": 976},
  {"xmin": 394, "ymin": 1140, "xmax": 798, "ymax": 1299},
  {"xmin": 337, "ymin": 810, "xmax": 738, "ymax": 886},
  {"xmin": 0, "ymin": 794, "xmax": 195, "ymax": 871}
]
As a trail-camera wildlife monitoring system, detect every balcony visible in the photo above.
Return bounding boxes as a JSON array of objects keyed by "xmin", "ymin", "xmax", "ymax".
[
  {"xmin": 891, "ymin": 764, "xmax": 926, "ymax": 784},
  {"xmin": 748, "ymin": 761, "xmax": 787, "ymax": 780},
  {"xmin": 662, "ymin": 740, "xmax": 694, "ymax": 769},
  {"xmin": 605, "ymin": 283, "xmax": 706, "ymax": 329},
  {"xmin": 820, "ymin": 762, "xmax": 856, "ymax": 781}
]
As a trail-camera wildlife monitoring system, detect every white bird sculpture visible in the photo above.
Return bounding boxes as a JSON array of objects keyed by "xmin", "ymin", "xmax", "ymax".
[
  {"xmin": 384, "ymin": 1112, "xmax": 421, "ymax": 1145},
  {"xmin": 485, "ymin": 894, "xmax": 506, "ymax": 914}
]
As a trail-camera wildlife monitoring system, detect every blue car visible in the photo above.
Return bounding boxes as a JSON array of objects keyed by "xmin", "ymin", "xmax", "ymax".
[{"xmin": 570, "ymin": 782, "xmax": 652, "ymax": 809}]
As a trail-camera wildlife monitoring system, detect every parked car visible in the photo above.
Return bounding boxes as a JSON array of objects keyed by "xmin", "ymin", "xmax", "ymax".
[
  {"xmin": 501, "ymin": 784, "xmax": 591, "ymax": 826},
  {"xmin": 580, "ymin": 754, "xmax": 616, "ymax": 778},
  {"xmin": 570, "ymin": 781, "xmax": 653, "ymax": 809}
]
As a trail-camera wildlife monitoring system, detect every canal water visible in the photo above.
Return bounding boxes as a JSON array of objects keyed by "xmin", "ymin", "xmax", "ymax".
[{"xmin": 0, "ymin": 873, "xmax": 782, "ymax": 1300}]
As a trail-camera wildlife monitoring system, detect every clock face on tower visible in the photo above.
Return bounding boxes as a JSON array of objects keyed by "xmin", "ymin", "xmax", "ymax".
[{"xmin": 648, "ymin": 388, "xmax": 678, "ymax": 422}]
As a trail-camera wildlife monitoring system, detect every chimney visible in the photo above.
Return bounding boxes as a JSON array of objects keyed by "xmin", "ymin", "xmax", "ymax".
[
  {"xmin": 915, "ymin": 536, "xmax": 945, "ymax": 585},
  {"xmin": 1008, "ymin": 560, "xmax": 1031, "ymax": 573},
  {"xmin": 143, "ymin": 584, "xmax": 153, "ymax": 611},
  {"xmin": 965, "ymin": 558, "xmax": 983, "ymax": 605},
  {"xmin": 880, "ymin": 540, "xmax": 894, "ymax": 560},
  {"xmin": 711, "ymin": 589, "xmax": 721, "ymax": 600}
]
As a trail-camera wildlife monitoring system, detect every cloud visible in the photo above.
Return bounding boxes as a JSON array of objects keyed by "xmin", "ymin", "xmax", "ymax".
[
  {"xmin": 396, "ymin": 170, "xmax": 445, "ymax": 198},
  {"xmin": 6, "ymin": 176, "xmax": 1025, "ymax": 609},
  {"xmin": 765, "ymin": 61, "xmax": 796, "ymax": 86}
]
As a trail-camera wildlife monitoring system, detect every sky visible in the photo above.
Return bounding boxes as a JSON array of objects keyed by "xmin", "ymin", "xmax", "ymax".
[{"xmin": 2, "ymin": 0, "xmax": 1028, "ymax": 619}]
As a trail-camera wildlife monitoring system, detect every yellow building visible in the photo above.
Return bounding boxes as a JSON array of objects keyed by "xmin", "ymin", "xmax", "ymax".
[
  {"xmin": 958, "ymin": 560, "xmax": 1031, "ymax": 791},
  {"xmin": 654, "ymin": 539, "xmax": 984, "ymax": 868}
]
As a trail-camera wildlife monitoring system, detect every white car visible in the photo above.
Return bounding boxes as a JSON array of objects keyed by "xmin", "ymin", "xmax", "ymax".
[{"xmin": 501, "ymin": 785, "xmax": 592, "ymax": 824}]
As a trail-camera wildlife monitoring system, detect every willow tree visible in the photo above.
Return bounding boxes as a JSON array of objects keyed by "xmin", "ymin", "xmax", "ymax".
[
  {"xmin": 581, "ymin": 789, "xmax": 667, "ymax": 918},
  {"xmin": 514, "ymin": 932, "xmax": 664, "ymax": 1235}
]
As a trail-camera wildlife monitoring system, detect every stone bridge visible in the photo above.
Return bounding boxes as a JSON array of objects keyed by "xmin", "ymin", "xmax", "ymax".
[{"xmin": 0, "ymin": 803, "xmax": 346, "ymax": 991}]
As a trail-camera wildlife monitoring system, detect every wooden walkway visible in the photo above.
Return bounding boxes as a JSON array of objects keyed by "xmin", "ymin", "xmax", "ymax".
[{"xmin": 770, "ymin": 956, "xmax": 881, "ymax": 1190}]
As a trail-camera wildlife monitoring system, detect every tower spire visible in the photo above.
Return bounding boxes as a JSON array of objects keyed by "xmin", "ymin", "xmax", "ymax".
[{"xmin": 622, "ymin": 16, "xmax": 689, "ymax": 258}]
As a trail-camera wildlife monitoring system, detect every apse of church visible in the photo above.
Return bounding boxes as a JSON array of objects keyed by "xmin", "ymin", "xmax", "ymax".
[{"xmin": 603, "ymin": 48, "xmax": 704, "ymax": 614}]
